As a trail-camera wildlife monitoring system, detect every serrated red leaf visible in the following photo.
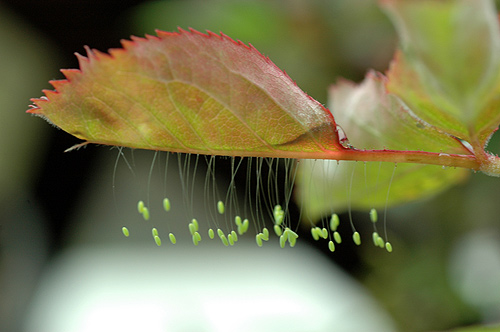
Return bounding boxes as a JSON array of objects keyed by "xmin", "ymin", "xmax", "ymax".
[{"xmin": 29, "ymin": 28, "xmax": 345, "ymax": 158}]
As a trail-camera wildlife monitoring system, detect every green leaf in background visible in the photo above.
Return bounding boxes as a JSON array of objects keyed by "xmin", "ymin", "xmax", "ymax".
[
  {"xmin": 295, "ymin": 0, "xmax": 500, "ymax": 219},
  {"xmin": 295, "ymin": 72, "xmax": 470, "ymax": 219},
  {"xmin": 327, "ymin": 72, "xmax": 469, "ymax": 154},
  {"xmin": 383, "ymin": 0, "xmax": 500, "ymax": 150}
]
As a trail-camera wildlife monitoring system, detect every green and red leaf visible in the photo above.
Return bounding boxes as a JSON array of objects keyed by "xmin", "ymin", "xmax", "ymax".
[{"xmin": 29, "ymin": 29, "xmax": 343, "ymax": 158}]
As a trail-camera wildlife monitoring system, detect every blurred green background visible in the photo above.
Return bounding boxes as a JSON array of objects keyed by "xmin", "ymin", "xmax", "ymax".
[{"xmin": 1, "ymin": 0, "xmax": 500, "ymax": 331}]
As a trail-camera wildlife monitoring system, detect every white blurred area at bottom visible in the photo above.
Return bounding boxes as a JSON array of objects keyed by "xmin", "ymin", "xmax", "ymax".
[
  {"xmin": 448, "ymin": 229, "xmax": 500, "ymax": 322},
  {"xmin": 23, "ymin": 151, "xmax": 396, "ymax": 332},
  {"xmin": 23, "ymin": 241, "xmax": 396, "ymax": 332}
]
